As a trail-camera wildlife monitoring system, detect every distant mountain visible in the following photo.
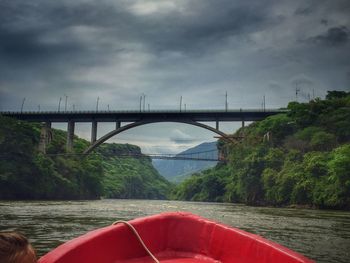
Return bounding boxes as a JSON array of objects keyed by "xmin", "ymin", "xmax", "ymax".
[{"xmin": 152, "ymin": 142, "xmax": 218, "ymax": 183}]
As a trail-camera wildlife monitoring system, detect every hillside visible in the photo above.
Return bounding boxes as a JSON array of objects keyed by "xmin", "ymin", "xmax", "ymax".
[
  {"xmin": 153, "ymin": 142, "xmax": 218, "ymax": 183},
  {"xmin": 172, "ymin": 91, "xmax": 350, "ymax": 210},
  {"xmin": 96, "ymin": 143, "xmax": 171, "ymax": 199},
  {"xmin": 0, "ymin": 116, "xmax": 172, "ymax": 200}
]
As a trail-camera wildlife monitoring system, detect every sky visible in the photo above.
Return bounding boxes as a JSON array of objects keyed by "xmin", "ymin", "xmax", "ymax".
[{"xmin": 0, "ymin": 0, "xmax": 349, "ymax": 154}]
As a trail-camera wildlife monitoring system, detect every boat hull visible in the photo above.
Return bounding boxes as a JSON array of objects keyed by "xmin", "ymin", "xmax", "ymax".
[{"xmin": 39, "ymin": 212, "xmax": 314, "ymax": 263}]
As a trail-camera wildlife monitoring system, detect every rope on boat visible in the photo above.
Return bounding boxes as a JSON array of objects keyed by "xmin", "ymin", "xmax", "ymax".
[{"xmin": 112, "ymin": 220, "xmax": 160, "ymax": 263}]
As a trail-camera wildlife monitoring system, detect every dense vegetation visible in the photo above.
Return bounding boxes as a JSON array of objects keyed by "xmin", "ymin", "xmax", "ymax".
[
  {"xmin": 172, "ymin": 91, "xmax": 350, "ymax": 210},
  {"xmin": 96, "ymin": 144, "xmax": 171, "ymax": 199},
  {"xmin": 0, "ymin": 116, "xmax": 171, "ymax": 200}
]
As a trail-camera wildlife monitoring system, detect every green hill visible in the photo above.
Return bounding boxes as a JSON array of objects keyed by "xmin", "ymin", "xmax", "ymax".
[
  {"xmin": 172, "ymin": 91, "xmax": 350, "ymax": 210},
  {"xmin": 96, "ymin": 143, "xmax": 171, "ymax": 199},
  {"xmin": 0, "ymin": 116, "xmax": 172, "ymax": 200}
]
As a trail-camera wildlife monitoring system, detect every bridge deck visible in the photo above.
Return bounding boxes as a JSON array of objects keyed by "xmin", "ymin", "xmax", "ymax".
[{"xmin": 0, "ymin": 109, "xmax": 287, "ymax": 122}]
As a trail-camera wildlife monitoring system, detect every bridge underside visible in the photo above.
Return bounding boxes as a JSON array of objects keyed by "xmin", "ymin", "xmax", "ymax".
[{"xmin": 84, "ymin": 119, "xmax": 235, "ymax": 154}]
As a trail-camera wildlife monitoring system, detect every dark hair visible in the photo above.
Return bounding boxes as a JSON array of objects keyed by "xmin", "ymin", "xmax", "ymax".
[{"xmin": 0, "ymin": 232, "xmax": 36, "ymax": 263}]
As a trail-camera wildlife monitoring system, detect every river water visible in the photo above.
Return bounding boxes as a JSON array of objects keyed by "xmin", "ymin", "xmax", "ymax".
[{"xmin": 0, "ymin": 200, "xmax": 349, "ymax": 263}]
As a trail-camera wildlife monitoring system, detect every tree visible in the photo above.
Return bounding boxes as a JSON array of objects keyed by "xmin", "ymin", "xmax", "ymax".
[
  {"xmin": 326, "ymin": 90, "xmax": 350, "ymax": 100},
  {"xmin": 256, "ymin": 114, "xmax": 295, "ymax": 145},
  {"xmin": 310, "ymin": 131, "xmax": 337, "ymax": 151},
  {"xmin": 327, "ymin": 144, "xmax": 350, "ymax": 208}
]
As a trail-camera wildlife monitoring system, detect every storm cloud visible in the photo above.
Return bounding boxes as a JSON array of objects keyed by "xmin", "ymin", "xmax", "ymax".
[
  {"xmin": 312, "ymin": 26, "xmax": 349, "ymax": 46},
  {"xmin": 0, "ymin": 0, "xmax": 349, "ymax": 152}
]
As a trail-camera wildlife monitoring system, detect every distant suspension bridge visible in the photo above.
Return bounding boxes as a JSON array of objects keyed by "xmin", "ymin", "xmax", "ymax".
[{"xmin": 42, "ymin": 149, "xmax": 223, "ymax": 162}]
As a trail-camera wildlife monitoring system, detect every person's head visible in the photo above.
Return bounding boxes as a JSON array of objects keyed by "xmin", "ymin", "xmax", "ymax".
[{"xmin": 0, "ymin": 232, "xmax": 37, "ymax": 263}]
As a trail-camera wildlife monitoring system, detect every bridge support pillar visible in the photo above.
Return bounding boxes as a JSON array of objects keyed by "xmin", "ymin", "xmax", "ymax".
[
  {"xmin": 91, "ymin": 121, "xmax": 97, "ymax": 144},
  {"xmin": 116, "ymin": 121, "xmax": 121, "ymax": 129},
  {"xmin": 39, "ymin": 122, "xmax": 52, "ymax": 154},
  {"xmin": 66, "ymin": 121, "xmax": 75, "ymax": 152},
  {"xmin": 216, "ymin": 121, "xmax": 219, "ymax": 130}
]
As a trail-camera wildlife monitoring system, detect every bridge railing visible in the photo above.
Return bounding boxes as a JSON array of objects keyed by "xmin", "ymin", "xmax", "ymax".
[{"xmin": 0, "ymin": 108, "xmax": 289, "ymax": 115}]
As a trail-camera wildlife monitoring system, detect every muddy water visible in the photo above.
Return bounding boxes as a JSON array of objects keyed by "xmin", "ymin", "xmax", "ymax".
[{"xmin": 1, "ymin": 200, "xmax": 349, "ymax": 262}]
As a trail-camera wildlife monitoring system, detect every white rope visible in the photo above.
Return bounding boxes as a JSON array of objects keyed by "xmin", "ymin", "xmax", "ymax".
[{"xmin": 112, "ymin": 220, "xmax": 160, "ymax": 263}]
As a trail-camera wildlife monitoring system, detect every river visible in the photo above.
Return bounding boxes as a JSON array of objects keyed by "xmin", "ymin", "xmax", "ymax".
[{"xmin": 0, "ymin": 200, "xmax": 349, "ymax": 262}]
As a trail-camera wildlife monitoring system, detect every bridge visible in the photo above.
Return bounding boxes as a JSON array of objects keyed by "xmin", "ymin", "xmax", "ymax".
[
  {"xmin": 43, "ymin": 149, "xmax": 221, "ymax": 162},
  {"xmin": 1, "ymin": 109, "xmax": 286, "ymax": 154}
]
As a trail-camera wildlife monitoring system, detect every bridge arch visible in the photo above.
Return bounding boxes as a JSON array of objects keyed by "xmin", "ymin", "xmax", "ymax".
[{"xmin": 84, "ymin": 120, "xmax": 232, "ymax": 154}]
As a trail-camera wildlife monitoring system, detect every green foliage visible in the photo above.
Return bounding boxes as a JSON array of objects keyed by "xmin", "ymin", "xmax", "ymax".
[
  {"xmin": 171, "ymin": 166, "xmax": 229, "ymax": 202},
  {"xmin": 0, "ymin": 116, "xmax": 172, "ymax": 200},
  {"xmin": 326, "ymin": 90, "xmax": 350, "ymax": 100},
  {"xmin": 173, "ymin": 91, "xmax": 350, "ymax": 210},
  {"xmin": 310, "ymin": 131, "xmax": 337, "ymax": 151},
  {"xmin": 100, "ymin": 146, "xmax": 172, "ymax": 199},
  {"xmin": 255, "ymin": 114, "xmax": 295, "ymax": 145},
  {"xmin": 294, "ymin": 126, "xmax": 324, "ymax": 141},
  {"xmin": 303, "ymin": 152, "xmax": 329, "ymax": 177}
]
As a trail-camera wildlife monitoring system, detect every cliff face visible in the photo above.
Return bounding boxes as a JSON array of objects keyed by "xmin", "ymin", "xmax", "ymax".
[{"xmin": 0, "ymin": 116, "xmax": 172, "ymax": 200}]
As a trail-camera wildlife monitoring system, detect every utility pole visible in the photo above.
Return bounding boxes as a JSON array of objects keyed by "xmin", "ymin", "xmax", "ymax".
[
  {"xmin": 107, "ymin": 104, "xmax": 110, "ymax": 111},
  {"xmin": 184, "ymin": 103, "xmax": 187, "ymax": 112},
  {"xmin": 58, "ymin": 97, "xmax": 62, "ymax": 112},
  {"xmin": 21, "ymin": 98, "xmax": 26, "ymax": 113},
  {"xmin": 295, "ymin": 81, "xmax": 300, "ymax": 101},
  {"xmin": 180, "ymin": 96, "xmax": 182, "ymax": 112},
  {"xmin": 96, "ymin": 97, "xmax": 99, "ymax": 112},
  {"xmin": 263, "ymin": 95, "xmax": 266, "ymax": 111},
  {"xmin": 225, "ymin": 91, "xmax": 228, "ymax": 112},
  {"xmin": 143, "ymin": 94, "xmax": 146, "ymax": 112},
  {"xmin": 64, "ymin": 95, "xmax": 68, "ymax": 111},
  {"xmin": 139, "ymin": 96, "xmax": 142, "ymax": 112}
]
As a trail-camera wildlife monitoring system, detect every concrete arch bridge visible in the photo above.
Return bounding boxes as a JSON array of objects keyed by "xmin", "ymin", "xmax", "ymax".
[{"xmin": 1, "ymin": 109, "xmax": 286, "ymax": 154}]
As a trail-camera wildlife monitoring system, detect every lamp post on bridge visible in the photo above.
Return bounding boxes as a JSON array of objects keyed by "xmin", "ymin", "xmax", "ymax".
[
  {"xmin": 143, "ymin": 94, "xmax": 146, "ymax": 112},
  {"xmin": 64, "ymin": 95, "xmax": 68, "ymax": 112},
  {"xmin": 180, "ymin": 96, "xmax": 183, "ymax": 112},
  {"xmin": 58, "ymin": 97, "xmax": 62, "ymax": 112},
  {"xmin": 139, "ymin": 96, "xmax": 142, "ymax": 112},
  {"xmin": 263, "ymin": 95, "xmax": 266, "ymax": 111},
  {"xmin": 96, "ymin": 97, "xmax": 100, "ymax": 112}
]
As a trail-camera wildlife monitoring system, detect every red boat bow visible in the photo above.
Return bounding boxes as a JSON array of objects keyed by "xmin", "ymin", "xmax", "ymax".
[{"xmin": 39, "ymin": 212, "xmax": 314, "ymax": 263}]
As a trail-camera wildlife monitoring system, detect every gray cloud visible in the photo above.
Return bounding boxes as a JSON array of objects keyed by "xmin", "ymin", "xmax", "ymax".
[
  {"xmin": 169, "ymin": 129, "xmax": 197, "ymax": 144},
  {"xmin": 294, "ymin": 6, "xmax": 313, "ymax": 16},
  {"xmin": 0, "ymin": 0, "xmax": 273, "ymax": 60},
  {"xmin": 0, "ymin": 0, "xmax": 349, "ymax": 152},
  {"xmin": 312, "ymin": 26, "xmax": 349, "ymax": 46}
]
